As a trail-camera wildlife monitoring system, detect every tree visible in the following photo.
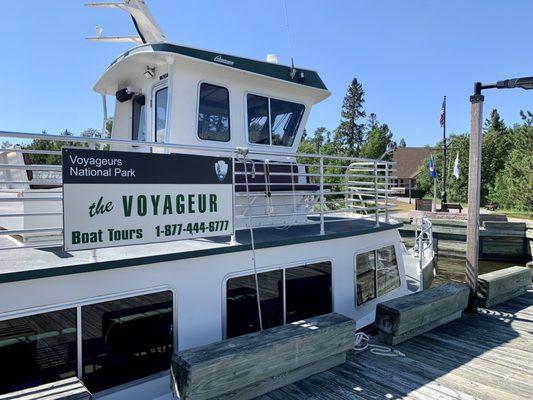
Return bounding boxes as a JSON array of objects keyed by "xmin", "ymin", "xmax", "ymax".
[
  {"xmin": 484, "ymin": 109, "xmax": 505, "ymax": 133},
  {"xmin": 399, "ymin": 138, "xmax": 407, "ymax": 147},
  {"xmin": 335, "ymin": 78, "xmax": 366, "ymax": 156},
  {"xmin": 489, "ymin": 124, "xmax": 533, "ymax": 210},
  {"xmin": 359, "ymin": 113, "xmax": 393, "ymax": 159},
  {"xmin": 312, "ymin": 127, "xmax": 328, "ymax": 153},
  {"xmin": 1, "ymin": 141, "xmax": 13, "ymax": 149},
  {"xmin": 519, "ymin": 110, "xmax": 533, "ymax": 127}
]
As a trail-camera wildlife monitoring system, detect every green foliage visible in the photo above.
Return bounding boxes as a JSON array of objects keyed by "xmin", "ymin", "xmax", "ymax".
[
  {"xmin": 359, "ymin": 113, "xmax": 393, "ymax": 159},
  {"xmin": 488, "ymin": 125, "xmax": 533, "ymax": 211},
  {"xmin": 399, "ymin": 138, "xmax": 406, "ymax": 147},
  {"xmin": 335, "ymin": 78, "xmax": 366, "ymax": 156}
]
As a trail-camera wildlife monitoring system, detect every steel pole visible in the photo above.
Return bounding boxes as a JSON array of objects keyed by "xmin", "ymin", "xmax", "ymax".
[
  {"xmin": 442, "ymin": 96, "xmax": 447, "ymax": 207},
  {"xmin": 465, "ymin": 87, "xmax": 484, "ymax": 312}
]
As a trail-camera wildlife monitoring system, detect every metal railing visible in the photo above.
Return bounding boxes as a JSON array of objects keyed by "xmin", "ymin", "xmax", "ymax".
[
  {"xmin": 0, "ymin": 131, "xmax": 396, "ymax": 250},
  {"xmin": 412, "ymin": 217, "xmax": 434, "ymax": 271}
]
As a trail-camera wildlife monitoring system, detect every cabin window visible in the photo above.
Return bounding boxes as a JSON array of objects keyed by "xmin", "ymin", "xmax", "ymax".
[
  {"xmin": 355, "ymin": 245, "xmax": 400, "ymax": 306},
  {"xmin": 226, "ymin": 261, "xmax": 332, "ymax": 338},
  {"xmin": 132, "ymin": 95, "xmax": 147, "ymax": 141},
  {"xmin": 270, "ymin": 99, "xmax": 305, "ymax": 146},
  {"xmin": 198, "ymin": 83, "xmax": 230, "ymax": 142},
  {"xmin": 226, "ymin": 270, "xmax": 283, "ymax": 338},
  {"xmin": 155, "ymin": 87, "xmax": 168, "ymax": 142},
  {"xmin": 247, "ymin": 94, "xmax": 270, "ymax": 145},
  {"xmin": 81, "ymin": 291, "xmax": 173, "ymax": 393},
  {"xmin": 247, "ymin": 94, "xmax": 305, "ymax": 146},
  {"xmin": 0, "ymin": 308, "xmax": 77, "ymax": 395},
  {"xmin": 285, "ymin": 262, "xmax": 332, "ymax": 323}
]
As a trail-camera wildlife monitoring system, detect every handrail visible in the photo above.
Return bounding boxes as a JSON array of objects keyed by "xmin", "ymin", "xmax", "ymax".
[{"xmin": 0, "ymin": 131, "xmax": 397, "ymax": 250}]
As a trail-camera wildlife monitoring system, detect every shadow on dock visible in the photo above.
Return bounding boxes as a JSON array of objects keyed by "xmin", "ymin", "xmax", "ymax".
[{"xmin": 259, "ymin": 286, "xmax": 533, "ymax": 400}]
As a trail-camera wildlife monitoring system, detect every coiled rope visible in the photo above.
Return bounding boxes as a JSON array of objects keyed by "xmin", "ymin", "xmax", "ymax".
[{"xmin": 353, "ymin": 332, "xmax": 405, "ymax": 357}]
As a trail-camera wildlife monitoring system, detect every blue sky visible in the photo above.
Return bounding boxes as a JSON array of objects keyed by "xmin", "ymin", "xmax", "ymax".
[{"xmin": 1, "ymin": 0, "xmax": 531, "ymax": 146}]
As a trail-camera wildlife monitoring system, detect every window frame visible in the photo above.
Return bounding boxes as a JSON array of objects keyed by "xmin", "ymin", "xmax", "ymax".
[
  {"xmin": 244, "ymin": 91, "xmax": 306, "ymax": 148},
  {"xmin": 196, "ymin": 81, "xmax": 231, "ymax": 143},
  {"xmin": 354, "ymin": 242, "xmax": 401, "ymax": 308},
  {"xmin": 131, "ymin": 94, "xmax": 147, "ymax": 142},
  {"xmin": 221, "ymin": 257, "xmax": 333, "ymax": 339},
  {"xmin": 0, "ymin": 285, "xmax": 176, "ymax": 395},
  {"xmin": 153, "ymin": 82, "xmax": 169, "ymax": 143}
]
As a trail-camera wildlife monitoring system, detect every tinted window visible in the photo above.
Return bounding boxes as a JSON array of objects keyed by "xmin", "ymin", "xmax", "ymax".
[
  {"xmin": 270, "ymin": 99, "xmax": 305, "ymax": 147},
  {"xmin": 285, "ymin": 262, "xmax": 332, "ymax": 323},
  {"xmin": 198, "ymin": 83, "xmax": 230, "ymax": 142},
  {"xmin": 356, "ymin": 246, "xmax": 400, "ymax": 306},
  {"xmin": 226, "ymin": 270, "xmax": 283, "ymax": 338},
  {"xmin": 356, "ymin": 251, "xmax": 376, "ymax": 306},
  {"xmin": 132, "ymin": 95, "xmax": 146, "ymax": 142},
  {"xmin": 377, "ymin": 246, "xmax": 400, "ymax": 296},
  {"xmin": 0, "ymin": 309, "xmax": 77, "ymax": 395},
  {"xmin": 82, "ymin": 291, "xmax": 173, "ymax": 392},
  {"xmin": 247, "ymin": 94, "xmax": 270, "ymax": 145},
  {"xmin": 155, "ymin": 87, "xmax": 168, "ymax": 143}
]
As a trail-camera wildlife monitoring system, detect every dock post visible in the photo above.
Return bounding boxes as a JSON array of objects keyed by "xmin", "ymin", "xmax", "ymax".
[{"xmin": 465, "ymin": 85, "xmax": 484, "ymax": 312}]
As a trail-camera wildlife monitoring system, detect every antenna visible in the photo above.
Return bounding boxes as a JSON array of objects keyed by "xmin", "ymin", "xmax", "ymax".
[
  {"xmin": 85, "ymin": 0, "xmax": 166, "ymax": 44},
  {"xmin": 282, "ymin": 0, "xmax": 296, "ymax": 79}
]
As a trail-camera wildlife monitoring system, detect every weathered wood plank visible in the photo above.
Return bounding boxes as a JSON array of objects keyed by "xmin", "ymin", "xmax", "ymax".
[
  {"xmin": 171, "ymin": 313, "xmax": 354, "ymax": 400},
  {"xmin": 477, "ymin": 266, "xmax": 531, "ymax": 307},
  {"xmin": 0, "ymin": 378, "xmax": 91, "ymax": 400}
]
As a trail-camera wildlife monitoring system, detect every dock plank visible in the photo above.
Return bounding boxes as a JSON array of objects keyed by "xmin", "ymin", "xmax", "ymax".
[{"xmin": 259, "ymin": 287, "xmax": 533, "ymax": 400}]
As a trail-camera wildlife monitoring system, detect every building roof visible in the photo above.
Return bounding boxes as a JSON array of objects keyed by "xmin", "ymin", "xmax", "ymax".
[
  {"xmin": 392, "ymin": 147, "xmax": 431, "ymax": 179},
  {"xmin": 105, "ymin": 42, "xmax": 329, "ymax": 90}
]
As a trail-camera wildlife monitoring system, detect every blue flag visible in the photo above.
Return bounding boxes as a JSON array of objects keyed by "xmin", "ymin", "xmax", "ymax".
[{"xmin": 428, "ymin": 154, "xmax": 437, "ymax": 179}]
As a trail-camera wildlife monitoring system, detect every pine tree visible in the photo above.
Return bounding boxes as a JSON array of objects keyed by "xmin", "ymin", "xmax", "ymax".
[
  {"xmin": 399, "ymin": 138, "xmax": 407, "ymax": 147},
  {"xmin": 312, "ymin": 127, "xmax": 328, "ymax": 153},
  {"xmin": 335, "ymin": 78, "xmax": 366, "ymax": 156},
  {"xmin": 359, "ymin": 114, "xmax": 393, "ymax": 159},
  {"xmin": 484, "ymin": 109, "xmax": 505, "ymax": 133}
]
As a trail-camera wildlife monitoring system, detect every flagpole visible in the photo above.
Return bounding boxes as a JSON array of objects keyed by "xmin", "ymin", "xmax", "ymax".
[{"xmin": 442, "ymin": 96, "xmax": 447, "ymax": 208}]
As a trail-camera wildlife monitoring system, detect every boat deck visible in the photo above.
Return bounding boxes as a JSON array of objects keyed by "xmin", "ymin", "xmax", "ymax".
[
  {"xmin": 0, "ymin": 217, "xmax": 401, "ymax": 283},
  {"xmin": 260, "ymin": 286, "xmax": 533, "ymax": 400}
]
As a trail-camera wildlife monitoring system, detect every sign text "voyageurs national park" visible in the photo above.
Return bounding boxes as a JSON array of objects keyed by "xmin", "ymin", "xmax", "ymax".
[{"xmin": 62, "ymin": 148, "xmax": 233, "ymax": 251}]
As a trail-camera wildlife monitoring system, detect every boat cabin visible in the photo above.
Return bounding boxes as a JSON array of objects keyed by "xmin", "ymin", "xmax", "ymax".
[{"xmin": 95, "ymin": 43, "xmax": 330, "ymax": 155}]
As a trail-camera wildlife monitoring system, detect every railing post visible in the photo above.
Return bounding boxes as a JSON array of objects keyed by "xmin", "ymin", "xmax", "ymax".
[
  {"xmin": 374, "ymin": 161, "xmax": 379, "ymax": 227},
  {"xmin": 319, "ymin": 157, "xmax": 325, "ymax": 235},
  {"xmin": 230, "ymin": 154, "xmax": 237, "ymax": 245},
  {"xmin": 384, "ymin": 163, "xmax": 389, "ymax": 223}
]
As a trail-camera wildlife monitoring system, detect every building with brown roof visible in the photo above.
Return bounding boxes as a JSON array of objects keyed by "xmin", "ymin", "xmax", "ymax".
[{"xmin": 391, "ymin": 147, "xmax": 431, "ymax": 194}]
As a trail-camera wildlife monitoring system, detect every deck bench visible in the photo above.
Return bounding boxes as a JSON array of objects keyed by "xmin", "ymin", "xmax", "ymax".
[
  {"xmin": 0, "ymin": 377, "xmax": 91, "ymax": 400},
  {"xmin": 477, "ymin": 266, "xmax": 531, "ymax": 308},
  {"xmin": 170, "ymin": 313, "xmax": 354, "ymax": 400},
  {"xmin": 442, "ymin": 202, "xmax": 463, "ymax": 213},
  {"xmin": 375, "ymin": 282, "xmax": 469, "ymax": 345}
]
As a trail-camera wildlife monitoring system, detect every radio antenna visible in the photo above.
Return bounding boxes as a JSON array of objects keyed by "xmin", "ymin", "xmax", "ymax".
[{"xmin": 282, "ymin": 0, "xmax": 297, "ymax": 78}]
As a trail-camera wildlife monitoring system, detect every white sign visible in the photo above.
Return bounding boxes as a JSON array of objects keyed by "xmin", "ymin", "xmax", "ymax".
[{"xmin": 62, "ymin": 149, "xmax": 233, "ymax": 251}]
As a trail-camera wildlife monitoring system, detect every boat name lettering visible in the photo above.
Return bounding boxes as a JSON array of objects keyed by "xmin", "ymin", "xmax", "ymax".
[
  {"xmin": 214, "ymin": 55, "xmax": 234, "ymax": 66},
  {"xmin": 121, "ymin": 193, "xmax": 218, "ymax": 217}
]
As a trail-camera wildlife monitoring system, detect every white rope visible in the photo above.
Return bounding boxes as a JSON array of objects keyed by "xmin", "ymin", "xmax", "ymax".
[
  {"xmin": 353, "ymin": 332, "xmax": 405, "ymax": 357},
  {"xmin": 239, "ymin": 151, "xmax": 263, "ymax": 331}
]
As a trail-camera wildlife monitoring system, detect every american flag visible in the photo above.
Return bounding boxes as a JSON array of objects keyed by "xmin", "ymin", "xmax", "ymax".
[{"xmin": 440, "ymin": 96, "xmax": 446, "ymax": 127}]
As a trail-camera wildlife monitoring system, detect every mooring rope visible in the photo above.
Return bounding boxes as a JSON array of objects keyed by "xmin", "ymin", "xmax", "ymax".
[{"xmin": 353, "ymin": 332, "xmax": 405, "ymax": 357}]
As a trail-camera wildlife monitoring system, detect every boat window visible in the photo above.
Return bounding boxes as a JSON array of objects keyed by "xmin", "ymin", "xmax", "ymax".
[
  {"xmin": 81, "ymin": 291, "xmax": 173, "ymax": 393},
  {"xmin": 155, "ymin": 87, "xmax": 168, "ymax": 142},
  {"xmin": 132, "ymin": 95, "xmax": 147, "ymax": 142},
  {"xmin": 226, "ymin": 270, "xmax": 283, "ymax": 338},
  {"xmin": 198, "ymin": 83, "xmax": 230, "ymax": 142},
  {"xmin": 270, "ymin": 99, "xmax": 305, "ymax": 147},
  {"xmin": 285, "ymin": 262, "xmax": 332, "ymax": 323},
  {"xmin": 355, "ymin": 245, "xmax": 400, "ymax": 306},
  {"xmin": 0, "ymin": 308, "xmax": 77, "ymax": 395},
  {"xmin": 247, "ymin": 94, "xmax": 305, "ymax": 147},
  {"xmin": 377, "ymin": 246, "xmax": 400, "ymax": 297},
  {"xmin": 226, "ymin": 261, "xmax": 332, "ymax": 338},
  {"xmin": 247, "ymin": 94, "xmax": 270, "ymax": 145}
]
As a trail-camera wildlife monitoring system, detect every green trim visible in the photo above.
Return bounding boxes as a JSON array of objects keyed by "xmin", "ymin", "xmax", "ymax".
[
  {"xmin": 108, "ymin": 43, "xmax": 328, "ymax": 91},
  {"xmin": 0, "ymin": 223, "xmax": 401, "ymax": 285}
]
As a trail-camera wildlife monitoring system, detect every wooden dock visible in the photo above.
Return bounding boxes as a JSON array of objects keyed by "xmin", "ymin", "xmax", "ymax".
[{"xmin": 259, "ymin": 286, "xmax": 532, "ymax": 400}]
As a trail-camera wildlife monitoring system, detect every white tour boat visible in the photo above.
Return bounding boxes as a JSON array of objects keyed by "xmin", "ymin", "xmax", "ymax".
[{"xmin": 0, "ymin": 1, "xmax": 434, "ymax": 399}]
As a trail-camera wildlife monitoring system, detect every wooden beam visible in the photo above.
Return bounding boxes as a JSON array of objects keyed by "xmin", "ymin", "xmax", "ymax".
[{"xmin": 465, "ymin": 92, "xmax": 484, "ymax": 312}]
